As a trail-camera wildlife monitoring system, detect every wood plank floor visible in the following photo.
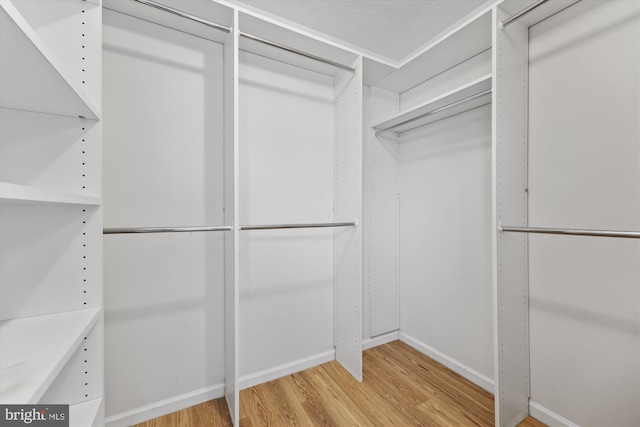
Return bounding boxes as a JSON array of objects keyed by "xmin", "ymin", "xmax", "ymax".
[{"xmin": 134, "ymin": 340, "xmax": 545, "ymax": 427}]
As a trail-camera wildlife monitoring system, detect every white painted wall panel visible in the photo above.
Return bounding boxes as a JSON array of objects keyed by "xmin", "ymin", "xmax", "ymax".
[
  {"xmin": 102, "ymin": 9, "xmax": 225, "ymax": 417},
  {"xmin": 238, "ymin": 51, "xmax": 335, "ymax": 377},
  {"xmin": 528, "ymin": 1, "xmax": 640, "ymax": 425},
  {"xmin": 399, "ymin": 105, "xmax": 494, "ymax": 380}
]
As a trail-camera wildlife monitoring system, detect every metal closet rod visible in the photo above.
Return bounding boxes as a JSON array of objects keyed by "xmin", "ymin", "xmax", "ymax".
[
  {"xmin": 240, "ymin": 222, "xmax": 357, "ymax": 231},
  {"xmin": 499, "ymin": 224, "xmax": 640, "ymax": 239},
  {"xmin": 501, "ymin": 0, "xmax": 551, "ymax": 28},
  {"xmin": 239, "ymin": 33, "xmax": 356, "ymax": 72},
  {"xmin": 375, "ymin": 89, "xmax": 491, "ymax": 135},
  {"xmin": 132, "ymin": 0, "xmax": 230, "ymax": 33},
  {"xmin": 103, "ymin": 226, "xmax": 232, "ymax": 234},
  {"xmin": 131, "ymin": 0, "xmax": 356, "ymax": 73}
]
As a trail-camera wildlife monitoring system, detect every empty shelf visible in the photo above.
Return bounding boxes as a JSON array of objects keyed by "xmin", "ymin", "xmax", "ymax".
[
  {"xmin": 373, "ymin": 74, "xmax": 492, "ymax": 135},
  {"xmin": 0, "ymin": 2, "xmax": 100, "ymax": 120},
  {"xmin": 0, "ymin": 182, "xmax": 101, "ymax": 206},
  {"xmin": 0, "ymin": 308, "xmax": 101, "ymax": 404}
]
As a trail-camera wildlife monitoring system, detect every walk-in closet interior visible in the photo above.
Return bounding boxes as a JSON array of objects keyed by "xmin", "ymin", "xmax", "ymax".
[{"xmin": 0, "ymin": 0, "xmax": 637, "ymax": 426}]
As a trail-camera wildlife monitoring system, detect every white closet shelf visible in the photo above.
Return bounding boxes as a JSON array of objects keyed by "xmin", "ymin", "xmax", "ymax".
[
  {"xmin": 0, "ymin": 308, "xmax": 101, "ymax": 404},
  {"xmin": 0, "ymin": 1, "xmax": 101, "ymax": 120},
  {"xmin": 373, "ymin": 74, "xmax": 492, "ymax": 134},
  {"xmin": 373, "ymin": 9, "xmax": 492, "ymax": 93},
  {"xmin": 70, "ymin": 398, "xmax": 102, "ymax": 427},
  {"xmin": 0, "ymin": 182, "xmax": 101, "ymax": 206},
  {"xmin": 499, "ymin": 0, "xmax": 581, "ymax": 28},
  {"xmin": 103, "ymin": 0, "xmax": 232, "ymax": 44},
  {"xmin": 239, "ymin": 12, "xmax": 359, "ymax": 77}
]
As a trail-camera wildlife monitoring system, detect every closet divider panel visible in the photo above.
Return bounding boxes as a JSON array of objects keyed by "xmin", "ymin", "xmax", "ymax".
[
  {"xmin": 368, "ymin": 87, "xmax": 400, "ymax": 338},
  {"xmin": 527, "ymin": 1, "xmax": 639, "ymax": 425},
  {"xmin": 102, "ymin": 8, "xmax": 226, "ymax": 421},
  {"xmin": 492, "ymin": 5, "xmax": 530, "ymax": 426},
  {"xmin": 223, "ymin": 10, "xmax": 240, "ymax": 426},
  {"xmin": 334, "ymin": 57, "xmax": 363, "ymax": 381}
]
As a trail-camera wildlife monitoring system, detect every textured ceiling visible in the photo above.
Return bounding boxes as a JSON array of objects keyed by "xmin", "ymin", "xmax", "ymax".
[{"xmin": 231, "ymin": 0, "xmax": 494, "ymax": 63}]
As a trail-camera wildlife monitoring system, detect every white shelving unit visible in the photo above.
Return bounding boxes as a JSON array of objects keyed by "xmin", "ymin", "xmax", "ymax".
[
  {"xmin": 3, "ymin": 1, "xmax": 634, "ymax": 427},
  {"xmin": 372, "ymin": 74, "xmax": 491, "ymax": 134},
  {"xmin": 0, "ymin": 0, "xmax": 103, "ymax": 424}
]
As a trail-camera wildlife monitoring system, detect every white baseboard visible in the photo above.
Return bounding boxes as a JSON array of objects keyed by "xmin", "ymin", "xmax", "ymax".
[
  {"xmin": 362, "ymin": 330, "xmax": 399, "ymax": 350},
  {"xmin": 239, "ymin": 349, "xmax": 335, "ymax": 390},
  {"xmin": 399, "ymin": 332, "xmax": 494, "ymax": 393},
  {"xmin": 105, "ymin": 383, "xmax": 225, "ymax": 427},
  {"xmin": 529, "ymin": 401, "xmax": 579, "ymax": 427},
  {"xmin": 106, "ymin": 350, "xmax": 336, "ymax": 426}
]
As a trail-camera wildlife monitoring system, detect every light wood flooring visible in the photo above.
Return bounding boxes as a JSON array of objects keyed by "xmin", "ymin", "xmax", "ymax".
[{"xmin": 134, "ymin": 340, "xmax": 545, "ymax": 427}]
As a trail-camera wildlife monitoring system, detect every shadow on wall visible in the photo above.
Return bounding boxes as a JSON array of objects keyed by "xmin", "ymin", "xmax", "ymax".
[{"xmin": 530, "ymin": 296, "xmax": 639, "ymax": 336}]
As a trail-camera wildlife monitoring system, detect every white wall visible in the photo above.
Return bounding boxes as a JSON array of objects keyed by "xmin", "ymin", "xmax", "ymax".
[
  {"xmin": 528, "ymin": 1, "xmax": 640, "ymax": 425},
  {"xmin": 238, "ymin": 51, "xmax": 335, "ymax": 378},
  {"xmin": 398, "ymin": 103, "xmax": 494, "ymax": 384},
  {"xmin": 102, "ymin": 9, "xmax": 225, "ymax": 418}
]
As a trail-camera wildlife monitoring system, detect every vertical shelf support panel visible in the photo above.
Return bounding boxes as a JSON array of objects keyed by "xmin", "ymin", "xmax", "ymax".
[
  {"xmin": 492, "ymin": 5, "xmax": 530, "ymax": 427},
  {"xmin": 0, "ymin": 0, "xmax": 103, "ymax": 420},
  {"xmin": 369, "ymin": 87, "xmax": 400, "ymax": 337},
  {"xmin": 223, "ymin": 11, "xmax": 240, "ymax": 427},
  {"xmin": 334, "ymin": 57, "xmax": 363, "ymax": 381}
]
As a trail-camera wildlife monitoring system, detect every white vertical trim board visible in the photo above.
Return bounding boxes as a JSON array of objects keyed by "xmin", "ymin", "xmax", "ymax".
[
  {"xmin": 104, "ymin": 384, "xmax": 225, "ymax": 427},
  {"xmin": 369, "ymin": 87, "xmax": 401, "ymax": 338},
  {"xmin": 492, "ymin": 4, "xmax": 530, "ymax": 426},
  {"xmin": 399, "ymin": 333, "xmax": 495, "ymax": 393},
  {"xmin": 223, "ymin": 10, "xmax": 240, "ymax": 426}
]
